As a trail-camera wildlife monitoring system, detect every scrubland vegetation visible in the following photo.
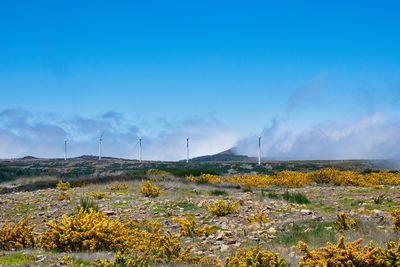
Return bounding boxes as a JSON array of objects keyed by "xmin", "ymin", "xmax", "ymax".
[{"xmin": 1, "ymin": 159, "xmax": 400, "ymax": 266}]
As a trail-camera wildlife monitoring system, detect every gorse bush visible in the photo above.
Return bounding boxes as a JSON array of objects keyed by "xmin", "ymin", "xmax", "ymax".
[
  {"xmin": 282, "ymin": 191, "xmax": 310, "ymax": 204},
  {"xmin": 126, "ymin": 217, "xmax": 161, "ymax": 234},
  {"xmin": 208, "ymin": 200, "xmax": 239, "ymax": 216},
  {"xmin": 172, "ymin": 217, "xmax": 215, "ymax": 237},
  {"xmin": 71, "ymin": 181, "xmax": 87, "ymax": 188},
  {"xmin": 38, "ymin": 208, "xmax": 130, "ymax": 251},
  {"xmin": 60, "ymin": 256, "xmax": 72, "ymax": 265},
  {"xmin": 225, "ymin": 246, "xmax": 286, "ymax": 266},
  {"xmin": 58, "ymin": 192, "xmax": 70, "ymax": 200},
  {"xmin": 297, "ymin": 236, "xmax": 400, "ymax": 266},
  {"xmin": 107, "ymin": 182, "xmax": 130, "ymax": 191},
  {"xmin": 333, "ymin": 212, "xmax": 357, "ymax": 231},
  {"xmin": 186, "ymin": 173, "xmax": 222, "ymax": 184},
  {"xmin": 89, "ymin": 191, "xmax": 106, "ymax": 199},
  {"xmin": 146, "ymin": 169, "xmax": 163, "ymax": 175},
  {"xmin": 56, "ymin": 180, "xmax": 70, "ymax": 191},
  {"xmin": 139, "ymin": 181, "xmax": 161, "ymax": 198},
  {"xmin": 183, "ymin": 168, "xmax": 400, "ymax": 189},
  {"xmin": 392, "ymin": 210, "xmax": 400, "ymax": 231},
  {"xmin": 37, "ymin": 209, "xmax": 201, "ymax": 264},
  {"xmin": 0, "ymin": 216, "xmax": 36, "ymax": 250},
  {"xmin": 246, "ymin": 211, "xmax": 270, "ymax": 224},
  {"xmin": 96, "ymin": 251, "xmax": 151, "ymax": 267}
]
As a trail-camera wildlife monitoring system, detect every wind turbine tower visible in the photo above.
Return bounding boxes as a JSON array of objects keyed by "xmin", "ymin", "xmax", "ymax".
[
  {"xmin": 139, "ymin": 136, "xmax": 142, "ymax": 162},
  {"xmin": 258, "ymin": 136, "xmax": 262, "ymax": 165},
  {"xmin": 98, "ymin": 132, "xmax": 104, "ymax": 160},
  {"xmin": 186, "ymin": 137, "xmax": 190, "ymax": 163},
  {"xmin": 64, "ymin": 139, "xmax": 68, "ymax": 160}
]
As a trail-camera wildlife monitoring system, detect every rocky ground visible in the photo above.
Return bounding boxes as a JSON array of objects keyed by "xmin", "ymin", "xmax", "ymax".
[{"xmin": 0, "ymin": 174, "xmax": 400, "ymax": 266}]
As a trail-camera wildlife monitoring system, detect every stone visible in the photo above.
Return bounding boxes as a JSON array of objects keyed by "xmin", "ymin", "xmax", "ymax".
[
  {"xmin": 215, "ymin": 230, "xmax": 225, "ymax": 240},
  {"xmin": 103, "ymin": 210, "xmax": 115, "ymax": 215},
  {"xmin": 220, "ymin": 244, "xmax": 229, "ymax": 252},
  {"xmin": 300, "ymin": 209, "xmax": 312, "ymax": 215},
  {"xmin": 373, "ymin": 209, "xmax": 382, "ymax": 215},
  {"xmin": 36, "ymin": 255, "xmax": 46, "ymax": 262}
]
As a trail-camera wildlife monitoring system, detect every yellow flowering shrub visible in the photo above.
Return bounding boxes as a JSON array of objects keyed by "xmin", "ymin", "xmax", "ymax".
[
  {"xmin": 60, "ymin": 255, "xmax": 72, "ymax": 265},
  {"xmin": 0, "ymin": 216, "xmax": 36, "ymax": 250},
  {"xmin": 146, "ymin": 169, "xmax": 164, "ymax": 175},
  {"xmin": 172, "ymin": 217, "xmax": 215, "ymax": 237},
  {"xmin": 273, "ymin": 171, "xmax": 310, "ymax": 188},
  {"xmin": 37, "ymin": 208, "xmax": 199, "ymax": 263},
  {"xmin": 96, "ymin": 251, "xmax": 151, "ymax": 267},
  {"xmin": 208, "ymin": 200, "xmax": 239, "ymax": 216},
  {"xmin": 308, "ymin": 168, "xmax": 342, "ymax": 184},
  {"xmin": 224, "ymin": 169, "xmax": 400, "ymax": 189},
  {"xmin": 297, "ymin": 236, "xmax": 399, "ymax": 266},
  {"xmin": 392, "ymin": 210, "xmax": 400, "ymax": 231},
  {"xmin": 106, "ymin": 181, "xmax": 130, "ymax": 191},
  {"xmin": 71, "ymin": 181, "xmax": 87, "ymax": 188},
  {"xmin": 229, "ymin": 174, "xmax": 271, "ymax": 188},
  {"xmin": 139, "ymin": 181, "xmax": 161, "ymax": 198},
  {"xmin": 186, "ymin": 173, "xmax": 222, "ymax": 184},
  {"xmin": 125, "ymin": 230, "xmax": 195, "ymax": 264},
  {"xmin": 56, "ymin": 180, "xmax": 71, "ymax": 191},
  {"xmin": 225, "ymin": 246, "xmax": 286, "ymax": 266},
  {"xmin": 228, "ymin": 172, "xmax": 309, "ymax": 188},
  {"xmin": 89, "ymin": 191, "xmax": 106, "ymax": 199},
  {"xmin": 333, "ymin": 212, "xmax": 357, "ymax": 231},
  {"xmin": 38, "ymin": 208, "xmax": 132, "ymax": 251},
  {"xmin": 127, "ymin": 217, "xmax": 161, "ymax": 234},
  {"xmin": 382, "ymin": 171, "xmax": 400, "ymax": 185},
  {"xmin": 246, "ymin": 211, "xmax": 270, "ymax": 224},
  {"xmin": 58, "ymin": 192, "xmax": 70, "ymax": 200}
]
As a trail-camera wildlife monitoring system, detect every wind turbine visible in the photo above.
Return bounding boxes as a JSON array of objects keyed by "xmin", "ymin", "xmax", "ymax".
[
  {"xmin": 138, "ymin": 136, "xmax": 142, "ymax": 162},
  {"xmin": 64, "ymin": 139, "xmax": 68, "ymax": 160},
  {"xmin": 258, "ymin": 136, "xmax": 262, "ymax": 165},
  {"xmin": 186, "ymin": 137, "xmax": 190, "ymax": 163},
  {"xmin": 98, "ymin": 132, "xmax": 104, "ymax": 160}
]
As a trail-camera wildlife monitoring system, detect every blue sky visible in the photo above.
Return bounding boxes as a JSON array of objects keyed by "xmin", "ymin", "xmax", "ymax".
[{"xmin": 0, "ymin": 1, "xmax": 400, "ymax": 160}]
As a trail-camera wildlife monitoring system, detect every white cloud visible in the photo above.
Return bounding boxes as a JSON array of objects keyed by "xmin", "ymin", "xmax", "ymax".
[
  {"xmin": 0, "ymin": 109, "xmax": 238, "ymax": 160},
  {"xmin": 235, "ymin": 113, "xmax": 400, "ymax": 161}
]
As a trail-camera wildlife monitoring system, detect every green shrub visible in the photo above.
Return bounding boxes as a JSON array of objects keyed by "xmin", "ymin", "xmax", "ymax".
[
  {"xmin": 282, "ymin": 191, "xmax": 310, "ymax": 204},
  {"xmin": 208, "ymin": 189, "xmax": 228, "ymax": 196},
  {"xmin": 79, "ymin": 197, "xmax": 99, "ymax": 213},
  {"xmin": 268, "ymin": 191, "xmax": 279, "ymax": 199},
  {"xmin": 242, "ymin": 187, "xmax": 253, "ymax": 193},
  {"xmin": 161, "ymin": 168, "xmax": 219, "ymax": 177}
]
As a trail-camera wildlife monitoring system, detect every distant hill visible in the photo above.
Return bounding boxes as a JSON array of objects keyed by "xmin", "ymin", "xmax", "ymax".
[
  {"xmin": 190, "ymin": 149, "xmax": 250, "ymax": 162},
  {"xmin": 21, "ymin": 156, "xmax": 38, "ymax": 160}
]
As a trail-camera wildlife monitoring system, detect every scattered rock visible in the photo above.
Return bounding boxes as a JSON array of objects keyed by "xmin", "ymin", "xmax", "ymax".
[
  {"xmin": 220, "ymin": 244, "xmax": 229, "ymax": 252},
  {"xmin": 300, "ymin": 209, "xmax": 312, "ymax": 215},
  {"xmin": 36, "ymin": 255, "xmax": 46, "ymax": 262},
  {"xmin": 215, "ymin": 230, "xmax": 225, "ymax": 240}
]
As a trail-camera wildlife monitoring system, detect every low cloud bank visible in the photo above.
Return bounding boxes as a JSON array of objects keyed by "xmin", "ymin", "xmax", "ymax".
[
  {"xmin": 0, "ymin": 109, "xmax": 238, "ymax": 161},
  {"xmin": 234, "ymin": 113, "xmax": 400, "ymax": 162}
]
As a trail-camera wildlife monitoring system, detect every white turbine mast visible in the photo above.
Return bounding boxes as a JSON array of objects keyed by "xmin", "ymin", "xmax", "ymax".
[
  {"xmin": 64, "ymin": 139, "xmax": 68, "ymax": 160},
  {"xmin": 138, "ymin": 136, "xmax": 142, "ymax": 162},
  {"xmin": 258, "ymin": 135, "xmax": 262, "ymax": 165},
  {"xmin": 186, "ymin": 137, "xmax": 190, "ymax": 163},
  {"xmin": 98, "ymin": 132, "xmax": 104, "ymax": 160}
]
